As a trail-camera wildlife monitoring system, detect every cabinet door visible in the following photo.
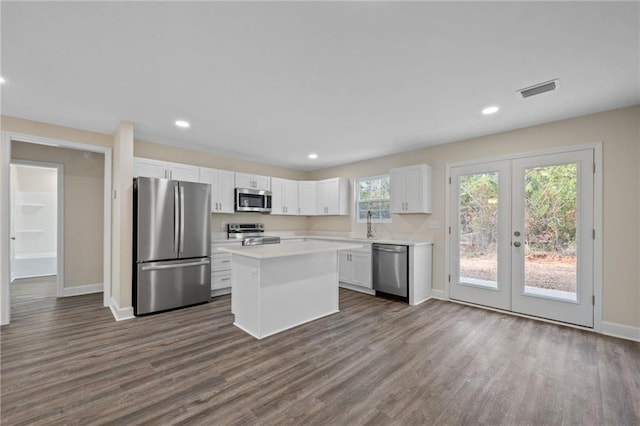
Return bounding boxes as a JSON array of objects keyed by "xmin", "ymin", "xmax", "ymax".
[
  {"xmin": 217, "ymin": 170, "xmax": 235, "ymax": 214},
  {"xmin": 169, "ymin": 162, "xmax": 200, "ymax": 182},
  {"xmin": 283, "ymin": 179, "xmax": 298, "ymax": 215},
  {"xmin": 199, "ymin": 167, "xmax": 218, "ymax": 212},
  {"xmin": 390, "ymin": 168, "xmax": 405, "ymax": 213},
  {"xmin": 253, "ymin": 174, "xmax": 271, "ymax": 191},
  {"xmin": 350, "ymin": 252, "xmax": 372, "ymax": 288},
  {"xmin": 134, "ymin": 157, "xmax": 167, "ymax": 179},
  {"xmin": 298, "ymin": 181, "xmax": 317, "ymax": 215},
  {"xmin": 235, "ymin": 173, "xmax": 253, "ymax": 189},
  {"xmin": 317, "ymin": 178, "xmax": 339, "ymax": 214},
  {"xmin": 235, "ymin": 173, "xmax": 271, "ymax": 190},
  {"xmin": 324, "ymin": 178, "xmax": 340, "ymax": 214},
  {"xmin": 338, "ymin": 252, "xmax": 352, "ymax": 282},
  {"xmin": 403, "ymin": 166, "xmax": 425, "ymax": 213},
  {"xmin": 316, "ymin": 180, "xmax": 330, "ymax": 215},
  {"xmin": 270, "ymin": 178, "xmax": 286, "ymax": 215},
  {"xmin": 390, "ymin": 165, "xmax": 432, "ymax": 214}
]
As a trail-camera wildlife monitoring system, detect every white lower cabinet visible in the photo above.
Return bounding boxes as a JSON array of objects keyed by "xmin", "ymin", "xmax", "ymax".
[
  {"xmin": 211, "ymin": 241, "xmax": 241, "ymax": 295},
  {"xmin": 338, "ymin": 245, "xmax": 372, "ymax": 290}
]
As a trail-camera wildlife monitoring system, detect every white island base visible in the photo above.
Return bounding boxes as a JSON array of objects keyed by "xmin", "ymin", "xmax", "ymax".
[{"xmin": 222, "ymin": 241, "xmax": 362, "ymax": 339}]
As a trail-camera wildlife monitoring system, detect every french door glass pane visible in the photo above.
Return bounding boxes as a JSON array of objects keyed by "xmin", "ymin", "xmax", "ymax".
[
  {"xmin": 459, "ymin": 172, "xmax": 499, "ymax": 288},
  {"xmin": 523, "ymin": 163, "xmax": 578, "ymax": 301}
]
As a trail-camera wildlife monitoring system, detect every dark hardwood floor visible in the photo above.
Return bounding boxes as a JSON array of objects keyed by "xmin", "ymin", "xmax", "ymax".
[{"xmin": 2, "ymin": 278, "xmax": 639, "ymax": 425}]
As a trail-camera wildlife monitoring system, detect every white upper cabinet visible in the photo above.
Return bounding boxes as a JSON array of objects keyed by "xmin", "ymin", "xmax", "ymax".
[
  {"xmin": 297, "ymin": 181, "xmax": 317, "ymax": 216},
  {"xmin": 200, "ymin": 167, "xmax": 235, "ymax": 214},
  {"xmin": 316, "ymin": 177, "xmax": 349, "ymax": 215},
  {"xmin": 133, "ymin": 157, "xmax": 200, "ymax": 183},
  {"xmin": 133, "ymin": 157, "xmax": 167, "ymax": 179},
  {"xmin": 169, "ymin": 162, "xmax": 200, "ymax": 182},
  {"xmin": 390, "ymin": 164, "xmax": 432, "ymax": 214},
  {"xmin": 235, "ymin": 172, "xmax": 271, "ymax": 191},
  {"xmin": 271, "ymin": 178, "xmax": 299, "ymax": 215}
]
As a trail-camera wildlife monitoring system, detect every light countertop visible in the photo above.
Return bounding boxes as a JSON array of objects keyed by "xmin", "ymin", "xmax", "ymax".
[
  {"xmin": 212, "ymin": 233, "xmax": 433, "ymax": 247},
  {"xmin": 218, "ymin": 240, "xmax": 363, "ymax": 259},
  {"xmin": 280, "ymin": 235, "xmax": 433, "ymax": 247}
]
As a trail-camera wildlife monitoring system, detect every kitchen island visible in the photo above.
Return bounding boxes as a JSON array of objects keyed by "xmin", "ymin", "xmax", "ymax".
[{"xmin": 218, "ymin": 240, "xmax": 362, "ymax": 339}]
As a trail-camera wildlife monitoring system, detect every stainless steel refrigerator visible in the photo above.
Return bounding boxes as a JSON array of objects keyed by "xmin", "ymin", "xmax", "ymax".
[{"xmin": 133, "ymin": 177, "xmax": 211, "ymax": 315}]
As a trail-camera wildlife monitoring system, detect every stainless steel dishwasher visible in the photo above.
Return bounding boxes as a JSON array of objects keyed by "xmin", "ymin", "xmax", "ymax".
[{"xmin": 372, "ymin": 244, "xmax": 409, "ymax": 300}]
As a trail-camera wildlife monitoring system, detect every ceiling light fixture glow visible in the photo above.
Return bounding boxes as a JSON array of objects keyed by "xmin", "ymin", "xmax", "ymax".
[
  {"xmin": 482, "ymin": 106, "xmax": 500, "ymax": 115},
  {"xmin": 308, "ymin": 153, "xmax": 318, "ymax": 159},
  {"xmin": 0, "ymin": 76, "xmax": 5, "ymax": 84},
  {"xmin": 175, "ymin": 120, "xmax": 190, "ymax": 128}
]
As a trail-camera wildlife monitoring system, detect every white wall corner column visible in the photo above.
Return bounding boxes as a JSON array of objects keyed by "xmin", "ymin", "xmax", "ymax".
[
  {"xmin": 110, "ymin": 121, "xmax": 134, "ymax": 320},
  {"xmin": 0, "ymin": 131, "xmax": 11, "ymax": 325},
  {"xmin": 409, "ymin": 243, "xmax": 433, "ymax": 306}
]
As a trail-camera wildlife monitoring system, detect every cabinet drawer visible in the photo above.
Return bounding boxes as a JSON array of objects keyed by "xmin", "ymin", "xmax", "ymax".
[
  {"xmin": 212, "ymin": 271, "xmax": 232, "ymax": 290},
  {"xmin": 212, "ymin": 254, "xmax": 232, "ymax": 271}
]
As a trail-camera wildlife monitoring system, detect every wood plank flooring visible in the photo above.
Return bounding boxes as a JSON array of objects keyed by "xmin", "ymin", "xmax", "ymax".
[{"xmin": 2, "ymin": 278, "xmax": 639, "ymax": 425}]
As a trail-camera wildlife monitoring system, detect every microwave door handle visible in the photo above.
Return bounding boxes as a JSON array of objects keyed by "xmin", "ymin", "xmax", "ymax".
[
  {"xmin": 174, "ymin": 185, "xmax": 180, "ymax": 253},
  {"xmin": 179, "ymin": 185, "xmax": 185, "ymax": 253}
]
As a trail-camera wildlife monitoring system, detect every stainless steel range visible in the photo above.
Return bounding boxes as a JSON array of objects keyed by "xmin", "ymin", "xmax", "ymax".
[{"xmin": 227, "ymin": 223, "xmax": 280, "ymax": 246}]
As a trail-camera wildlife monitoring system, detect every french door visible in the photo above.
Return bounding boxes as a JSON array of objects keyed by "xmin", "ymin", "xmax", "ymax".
[{"xmin": 449, "ymin": 149, "xmax": 594, "ymax": 327}]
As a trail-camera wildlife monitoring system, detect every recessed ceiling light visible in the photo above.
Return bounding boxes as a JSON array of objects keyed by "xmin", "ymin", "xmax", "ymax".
[
  {"xmin": 308, "ymin": 153, "xmax": 318, "ymax": 159},
  {"xmin": 175, "ymin": 120, "xmax": 190, "ymax": 128},
  {"xmin": 0, "ymin": 76, "xmax": 5, "ymax": 84},
  {"xmin": 482, "ymin": 106, "xmax": 500, "ymax": 115}
]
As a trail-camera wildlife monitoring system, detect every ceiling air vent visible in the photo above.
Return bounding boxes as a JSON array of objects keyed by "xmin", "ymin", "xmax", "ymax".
[{"xmin": 518, "ymin": 79, "xmax": 559, "ymax": 99}]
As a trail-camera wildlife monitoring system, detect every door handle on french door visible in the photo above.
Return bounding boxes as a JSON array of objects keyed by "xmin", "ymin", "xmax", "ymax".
[
  {"xmin": 179, "ymin": 185, "xmax": 185, "ymax": 253},
  {"xmin": 174, "ymin": 185, "xmax": 180, "ymax": 253},
  {"xmin": 141, "ymin": 260, "xmax": 210, "ymax": 271},
  {"xmin": 513, "ymin": 241, "xmax": 522, "ymax": 247}
]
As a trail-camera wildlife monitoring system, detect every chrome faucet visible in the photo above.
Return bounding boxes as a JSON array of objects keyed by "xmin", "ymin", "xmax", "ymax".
[{"xmin": 366, "ymin": 210, "xmax": 374, "ymax": 239}]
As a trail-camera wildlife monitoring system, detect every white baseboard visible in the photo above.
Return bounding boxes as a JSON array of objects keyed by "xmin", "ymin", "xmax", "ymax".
[
  {"xmin": 602, "ymin": 321, "xmax": 640, "ymax": 342},
  {"xmin": 339, "ymin": 282, "xmax": 375, "ymax": 296},
  {"xmin": 109, "ymin": 297, "xmax": 134, "ymax": 321},
  {"xmin": 211, "ymin": 288, "xmax": 231, "ymax": 297},
  {"xmin": 430, "ymin": 289, "xmax": 446, "ymax": 300},
  {"xmin": 62, "ymin": 283, "xmax": 103, "ymax": 297}
]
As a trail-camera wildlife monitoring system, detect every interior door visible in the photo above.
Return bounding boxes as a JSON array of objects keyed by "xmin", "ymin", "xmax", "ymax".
[
  {"xmin": 511, "ymin": 150, "xmax": 594, "ymax": 327},
  {"xmin": 449, "ymin": 149, "xmax": 595, "ymax": 327},
  {"xmin": 449, "ymin": 160, "xmax": 511, "ymax": 310}
]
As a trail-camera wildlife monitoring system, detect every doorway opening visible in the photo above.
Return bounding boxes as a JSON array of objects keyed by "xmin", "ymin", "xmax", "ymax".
[
  {"xmin": 1, "ymin": 132, "xmax": 113, "ymax": 325},
  {"xmin": 9, "ymin": 161, "xmax": 64, "ymax": 303}
]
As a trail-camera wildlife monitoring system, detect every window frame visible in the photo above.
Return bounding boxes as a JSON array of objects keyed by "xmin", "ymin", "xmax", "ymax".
[{"xmin": 355, "ymin": 174, "xmax": 392, "ymax": 224}]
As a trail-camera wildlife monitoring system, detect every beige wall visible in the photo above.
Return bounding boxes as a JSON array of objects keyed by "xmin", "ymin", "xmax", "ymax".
[
  {"xmin": 310, "ymin": 106, "xmax": 640, "ymax": 328},
  {"xmin": 1, "ymin": 116, "xmax": 112, "ymax": 148},
  {"xmin": 10, "ymin": 141, "xmax": 105, "ymax": 288}
]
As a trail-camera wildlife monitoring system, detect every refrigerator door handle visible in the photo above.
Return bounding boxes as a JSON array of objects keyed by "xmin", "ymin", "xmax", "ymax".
[
  {"xmin": 174, "ymin": 185, "xmax": 180, "ymax": 253},
  {"xmin": 179, "ymin": 184, "xmax": 185, "ymax": 253},
  {"xmin": 141, "ymin": 260, "xmax": 210, "ymax": 271}
]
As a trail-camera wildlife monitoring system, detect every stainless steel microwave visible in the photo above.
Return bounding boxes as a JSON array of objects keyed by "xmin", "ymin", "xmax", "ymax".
[{"xmin": 235, "ymin": 188, "xmax": 272, "ymax": 213}]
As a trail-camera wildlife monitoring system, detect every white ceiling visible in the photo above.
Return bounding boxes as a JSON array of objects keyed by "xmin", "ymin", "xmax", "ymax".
[{"xmin": 2, "ymin": 2, "xmax": 639, "ymax": 171}]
